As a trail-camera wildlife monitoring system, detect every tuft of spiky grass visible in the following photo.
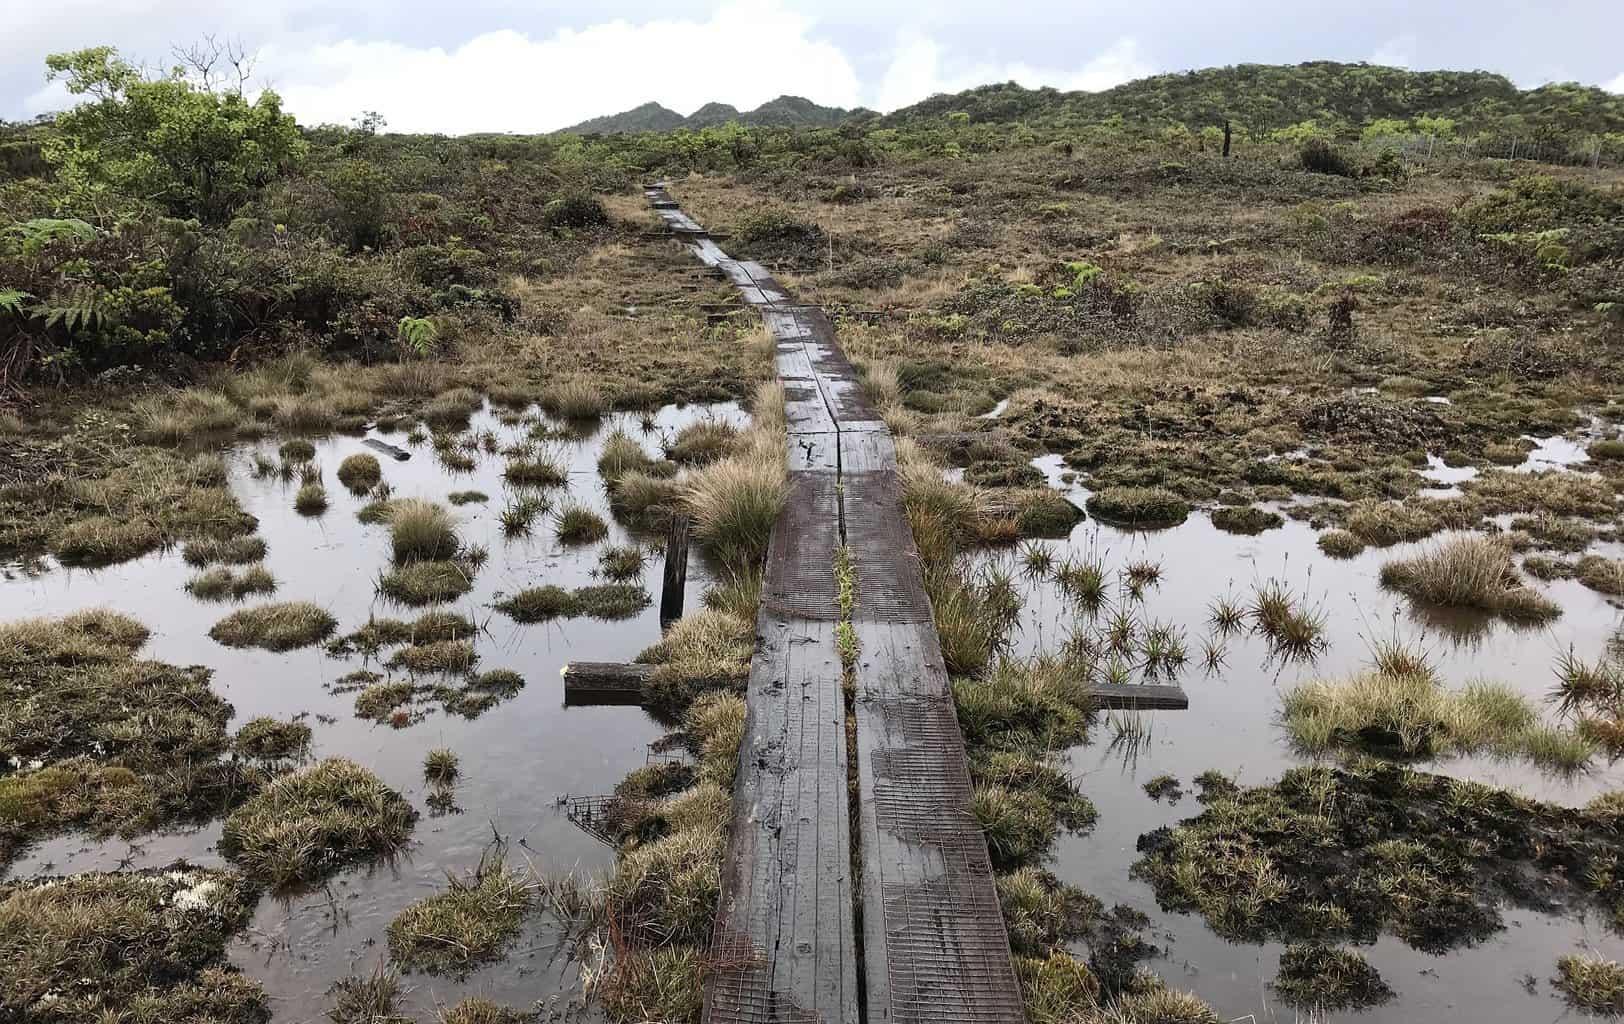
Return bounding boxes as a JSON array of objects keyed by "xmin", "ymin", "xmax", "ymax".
[
  {"xmin": 539, "ymin": 379, "xmax": 605, "ymax": 420},
  {"xmin": 186, "ymin": 564, "xmax": 277, "ymax": 601},
  {"xmin": 598, "ymin": 429, "xmax": 659, "ymax": 484},
  {"xmin": 278, "ymin": 439, "xmax": 316, "ymax": 463},
  {"xmin": 973, "ymin": 783, "xmax": 1060, "ymax": 870},
  {"xmin": 447, "ymin": 489, "xmax": 488, "ymax": 505},
  {"xmin": 135, "ymin": 389, "xmax": 243, "ymax": 442},
  {"xmin": 1272, "ymin": 944, "xmax": 1395, "ymax": 1011},
  {"xmin": 1208, "ymin": 593, "xmax": 1246, "ymax": 635},
  {"xmin": 437, "ymin": 998, "xmax": 527, "ymax": 1024},
  {"xmin": 182, "ymin": 535, "xmax": 268, "ymax": 567},
  {"xmin": 1369, "ymin": 634, "xmax": 1435, "ymax": 679},
  {"xmin": 386, "ymin": 499, "xmax": 460, "ymax": 562},
  {"xmin": 234, "ymin": 716, "xmax": 312, "ymax": 761},
  {"xmin": 423, "ymin": 748, "xmax": 460, "ymax": 783},
  {"xmin": 1379, "ymin": 534, "xmax": 1560, "ymax": 623},
  {"xmin": 683, "ymin": 442, "xmax": 788, "ymax": 572},
  {"xmin": 608, "ymin": 470, "xmax": 684, "ymax": 525},
  {"xmin": 327, "ymin": 963, "xmax": 403, "ymax": 1024},
  {"xmin": 378, "ymin": 560, "xmax": 474, "ymax": 606},
  {"xmin": 597, "ymin": 543, "xmax": 648, "ymax": 582},
  {"xmin": 209, "ymin": 601, "xmax": 337, "ymax": 651},
  {"xmin": 219, "ymin": 758, "xmax": 415, "ymax": 887},
  {"xmin": 1085, "ymin": 486, "xmax": 1189, "ymax": 529},
  {"xmin": 499, "ymin": 495, "xmax": 549, "ymax": 535},
  {"xmin": 387, "ymin": 639, "xmax": 478, "ymax": 674},
  {"xmin": 504, "ymin": 448, "xmax": 567, "ymax": 488},
  {"xmin": 1554, "ymin": 953, "xmax": 1624, "ymax": 1016},
  {"xmin": 1317, "ymin": 529, "xmax": 1366, "ymax": 559},
  {"xmin": 639, "ymin": 608, "xmax": 755, "ymax": 710},
  {"xmin": 667, "ymin": 420, "xmax": 739, "ymax": 465},
  {"xmin": 555, "ymin": 504, "xmax": 609, "ymax": 545},
  {"xmin": 1054, "ymin": 555, "xmax": 1108, "ymax": 613},
  {"xmin": 1249, "ymin": 578, "xmax": 1327, "ymax": 660},
  {"xmin": 1019, "ymin": 542, "xmax": 1055, "ymax": 579},
  {"xmin": 1577, "ymin": 555, "xmax": 1624, "ymax": 596},
  {"xmin": 295, "ymin": 482, "xmax": 328, "ymax": 515},
  {"xmin": 686, "ymin": 692, "xmax": 747, "ymax": 787},
  {"xmin": 336, "ymin": 453, "xmax": 382, "ymax": 494}
]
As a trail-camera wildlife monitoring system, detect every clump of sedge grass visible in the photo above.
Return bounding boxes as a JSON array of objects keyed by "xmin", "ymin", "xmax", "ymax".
[
  {"xmin": 638, "ymin": 608, "xmax": 754, "ymax": 711},
  {"xmin": 219, "ymin": 758, "xmax": 415, "ymax": 887},
  {"xmin": 494, "ymin": 583, "xmax": 650, "ymax": 623},
  {"xmin": 1379, "ymin": 534, "xmax": 1560, "ymax": 623},
  {"xmin": 234, "ymin": 717, "xmax": 312, "ymax": 761},
  {"xmin": 683, "ymin": 438, "xmax": 788, "ymax": 572},
  {"xmin": 1317, "ymin": 529, "xmax": 1366, "ymax": 559},
  {"xmin": 337, "ymin": 453, "xmax": 382, "ymax": 493},
  {"xmin": 327, "ymin": 963, "xmax": 403, "ymax": 1024},
  {"xmin": 385, "ymin": 852, "xmax": 536, "ymax": 975},
  {"xmin": 555, "ymin": 504, "xmax": 609, "ymax": 544},
  {"xmin": 186, "ymin": 564, "xmax": 276, "ymax": 601},
  {"xmin": 1554, "ymin": 952, "xmax": 1624, "ymax": 1016},
  {"xmin": 1272, "ymin": 944, "xmax": 1394, "ymax": 1012},
  {"xmin": 183, "ymin": 535, "xmax": 268, "ymax": 567},
  {"xmin": 597, "ymin": 543, "xmax": 648, "ymax": 582},
  {"xmin": 539, "ymin": 379, "xmax": 605, "ymax": 420},
  {"xmin": 438, "ymin": 998, "xmax": 528, "ymax": 1024},
  {"xmin": 0, "ymin": 866, "xmax": 267, "ymax": 1022},
  {"xmin": 666, "ymin": 420, "xmax": 739, "ymax": 465},
  {"xmin": 387, "ymin": 639, "xmax": 478, "ymax": 674},
  {"xmin": 378, "ymin": 560, "xmax": 474, "ymax": 606},
  {"xmin": 209, "ymin": 601, "xmax": 337, "ymax": 651},
  {"xmin": 424, "ymin": 748, "xmax": 460, "ymax": 782},
  {"xmin": 51, "ymin": 516, "xmax": 163, "ymax": 566},
  {"xmin": 1085, "ymin": 486, "xmax": 1189, "ymax": 529},
  {"xmin": 598, "ymin": 430, "xmax": 660, "ymax": 484},
  {"xmin": 278, "ymin": 439, "xmax": 316, "ymax": 462},
  {"xmin": 608, "ymin": 470, "xmax": 684, "ymax": 525},
  {"xmin": 447, "ymin": 489, "xmax": 488, "ymax": 505},
  {"xmin": 1210, "ymin": 505, "xmax": 1283, "ymax": 535},
  {"xmin": 294, "ymin": 482, "xmax": 328, "ymax": 515},
  {"xmin": 386, "ymin": 499, "xmax": 460, "ymax": 562},
  {"xmin": 1249, "ymin": 578, "xmax": 1328, "ymax": 660},
  {"xmin": 504, "ymin": 448, "xmax": 567, "ymax": 487}
]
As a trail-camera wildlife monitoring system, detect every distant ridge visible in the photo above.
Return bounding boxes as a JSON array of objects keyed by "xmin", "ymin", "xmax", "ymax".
[{"xmin": 563, "ymin": 94, "xmax": 862, "ymax": 134}]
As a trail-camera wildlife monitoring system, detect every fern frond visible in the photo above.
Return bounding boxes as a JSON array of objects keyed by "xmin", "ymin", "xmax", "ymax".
[{"xmin": 42, "ymin": 285, "xmax": 110, "ymax": 334}]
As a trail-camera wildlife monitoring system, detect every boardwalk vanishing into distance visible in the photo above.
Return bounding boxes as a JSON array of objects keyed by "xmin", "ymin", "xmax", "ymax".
[{"xmin": 644, "ymin": 184, "xmax": 1028, "ymax": 1024}]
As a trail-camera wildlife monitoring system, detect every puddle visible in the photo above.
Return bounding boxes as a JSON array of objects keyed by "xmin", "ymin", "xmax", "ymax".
[
  {"xmin": 1515, "ymin": 432, "xmax": 1592, "ymax": 473},
  {"xmin": 991, "ymin": 458, "xmax": 1624, "ymax": 1023},
  {"xmin": 978, "ymin": 398, "xmax": 1011, "ymax": 420},
  {"xmin": 0, "ymin": 399, "xmax": 749, "ymax": 1019},
  {"xmin": 1419, "ymin": 453, "xmax": 1479, "ymax": 486}
]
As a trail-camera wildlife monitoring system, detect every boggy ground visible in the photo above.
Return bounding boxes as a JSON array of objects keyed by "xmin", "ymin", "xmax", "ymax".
[{"xmin": 671, "ymin": 146, "xmax": 1624, "ymax": 563}]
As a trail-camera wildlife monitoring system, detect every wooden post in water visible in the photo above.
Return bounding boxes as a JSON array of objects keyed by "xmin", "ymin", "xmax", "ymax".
[{"xmin": 660, "ymin": 513, "xmax": 690, "ymax": 629}]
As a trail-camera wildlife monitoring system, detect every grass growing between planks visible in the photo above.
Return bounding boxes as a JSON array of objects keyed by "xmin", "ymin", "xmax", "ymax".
[
  {"xmin": 0, "ymin": 865, "xmax": 267, "ymax": 1023},
  {"xmin": 219, "ymin": 758, "xmax": 415, "ymax": 888},
  {"xmin": 387, "ymin": 851, "xmax": 536, "ymax": 975}
]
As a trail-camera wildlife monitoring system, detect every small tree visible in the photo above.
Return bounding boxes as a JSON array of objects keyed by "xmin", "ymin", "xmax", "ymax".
[{"xmin": 43, "ymin": 46, "xmax": 305, "ymax": 223}]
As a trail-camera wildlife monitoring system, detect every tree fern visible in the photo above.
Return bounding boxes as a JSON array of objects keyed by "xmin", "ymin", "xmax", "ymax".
[
  {"xmin": 0, "ymin": 288, "xmax": 32, "ymax": 317},
  {"xmin": 41, "ymin": 285, "xmax": 111, "ymax": 334},
  {"xmin": 4, "ymin": 218, "xmax": 96, "ymax": 258}
]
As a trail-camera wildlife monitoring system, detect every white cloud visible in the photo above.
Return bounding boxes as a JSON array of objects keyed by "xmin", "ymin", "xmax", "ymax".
[
  {"xmin": 875, "ymin": 34, "xmax": 1151, "ymax": 111},
  {"xmin": 255, "ymin": 1, "xmax": 862, "ymax": 132},
  {"xmin": 1604, "ymin": 72, "xmax": 1624, "ymax": 94},
  {"xmin": 1369, "ymin": 33, "xmax": 1417, "ymax": 69}
]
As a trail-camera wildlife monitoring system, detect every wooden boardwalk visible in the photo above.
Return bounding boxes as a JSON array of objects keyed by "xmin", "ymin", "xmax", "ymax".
[{"xmin": 646, "ymin": 185, "xmax": 1027, "ymax": 1024}]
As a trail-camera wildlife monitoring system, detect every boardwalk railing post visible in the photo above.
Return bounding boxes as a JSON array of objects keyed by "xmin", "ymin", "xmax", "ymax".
[{"xmin": 660, "ymin": 513, "xmax": 691, "ymax": 629}]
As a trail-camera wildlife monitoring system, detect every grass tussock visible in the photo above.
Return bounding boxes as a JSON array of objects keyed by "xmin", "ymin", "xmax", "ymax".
[
  {"xmin": 234, "ymin": 717, "xmax": 312, "ymax": 761},
  {"xmin": 219, "ymin": 758, "xmax": 415, "ymax": 888},
  {"xmin": 294, "ymin": 482, "xmax": 328, "ymax": 515},
  {"xmin": 1282, "ymin": 667, "xmax": 1592, "ymax": 770},
  {"xmin": 1380, "ymin": 534, "xmax": 1560, "ymax": 623},
  {"xmin": 186, "ymin": 563, "xmax": 276, "ymax": 601},
  {"xmin": 0, "ymin": 866, "xmax": 266, "ymax": 1023},
  {"xmin": 666, "ymin": 420, "xmax": 739, "ymax": 465},
  {"xmin": 1554, "ymin": 952, "xmax": 1624, "ymax": 1016},
  {"xmin": 386, "ymin": 499, "xmax": 460, "ymax": 562},
  {"xmin": 387, "ymin": 639, "xmax": 478, "ymax": 674},
  {"xmin": 682, "ymin": 436, "xmax": 788, "ymax": 572},
  {"xmin": 1085, "ymin": 486, "xmax": 1189, "ymax": 529},
  {"xmin": 337, "ymin": 453, "xmax": 383, "ymax": 493},
  {"xmin": 386, "ymin": 852, "xmax": 535, "ymax": 974},
  {"xmin": 495, "ymin": 583, "xmax": 651, "ymax": 623},
  {"xmin": 183, "ymin": 535, "xmax": 268, "ymax": 567},
  {"xmin": 1271, "ymin": 944, "xmax": 1395, "ymax": 1011},
  {"xmin": 209, "ymin": 601, "xmax": 337, "ymax": 651},
  {"xmin": 639, "ymin": 607, "xmax": 754, "ymax": 711},
  {"xmin": 539, "ymin": 379, "xmax": 606, "ymax": 420},
  {"xmin": 378, "ymin": 560, "xmax": 474, "ymax": 605},
  {"xmin": 555, "ymin": 503, "xmax": 610, "ymax": 544}
]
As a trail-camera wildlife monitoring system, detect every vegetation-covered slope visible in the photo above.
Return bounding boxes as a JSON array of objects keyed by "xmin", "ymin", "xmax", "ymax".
[
  {"xmin": 880, "ymin": 61, "xmax": 1624, "ymax": 139},
  {"xmin": 564, "ymin": 94, "xmax": 857, "ymax": 134}
]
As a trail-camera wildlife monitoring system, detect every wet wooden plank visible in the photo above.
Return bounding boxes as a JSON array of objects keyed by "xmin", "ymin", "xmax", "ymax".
[{"xmin": 650, "ymin": 182, "xmax": 1023, "ymax": 1024}]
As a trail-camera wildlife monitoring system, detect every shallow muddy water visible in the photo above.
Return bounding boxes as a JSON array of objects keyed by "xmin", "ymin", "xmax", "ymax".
[
  {"xmin": 1012, "ymin": 455, "xmax": 1624, "ymax": 1022},
  {"xmin": 0, "ymin": 400, "xmax": 750, "ymax": 1021}
]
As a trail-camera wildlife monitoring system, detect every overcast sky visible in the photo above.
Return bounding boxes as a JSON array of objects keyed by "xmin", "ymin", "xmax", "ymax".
[{"xmin": 5, "ymin": 0, "xmax": 1623, "ymax": 133}]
